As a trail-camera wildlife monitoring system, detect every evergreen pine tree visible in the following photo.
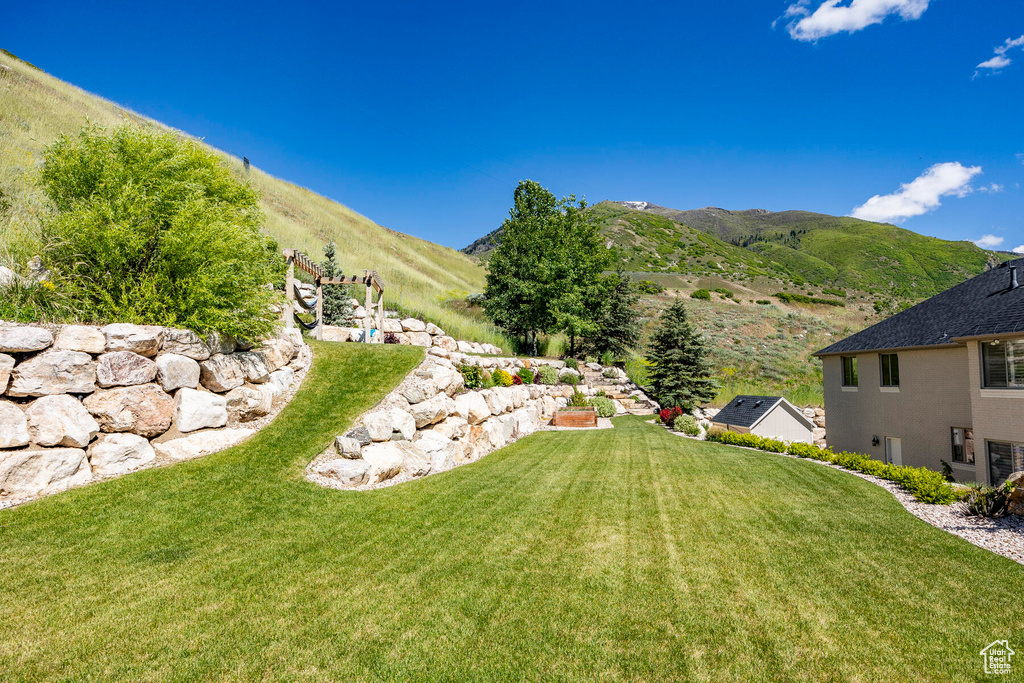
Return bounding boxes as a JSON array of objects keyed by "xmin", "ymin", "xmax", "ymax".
[
  {"xmin": 581, "ymin": 272, "xmax": 641, "ymax": 360},
  {"xmin": 646, "ymin": 299, "xmax": 717, "ymax": 410},
  {"xmin": 320, "ymin": 241, "xmax": 354, "ymax": 327}
]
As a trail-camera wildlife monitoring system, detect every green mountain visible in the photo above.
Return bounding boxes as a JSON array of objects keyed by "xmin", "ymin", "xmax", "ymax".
[{"xmin": 0, "ymin": 49, "xmax": 506, "ymax": 346}]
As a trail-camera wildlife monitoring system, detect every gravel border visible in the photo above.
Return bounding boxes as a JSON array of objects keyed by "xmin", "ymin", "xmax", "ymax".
[{"xmin": 663, "ymin": 425, "xmax": 1024, "ymax": 565}]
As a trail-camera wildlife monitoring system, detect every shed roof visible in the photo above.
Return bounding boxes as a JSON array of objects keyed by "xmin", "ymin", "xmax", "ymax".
[{"xmin": 711, "ymin": 395, "xmax": 785, "ymax": 429}]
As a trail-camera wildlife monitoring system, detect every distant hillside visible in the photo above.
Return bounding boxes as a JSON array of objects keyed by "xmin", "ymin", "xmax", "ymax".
[{"xmin": 0, "ymin": 49, "xmax": 506, "ymax": 346}]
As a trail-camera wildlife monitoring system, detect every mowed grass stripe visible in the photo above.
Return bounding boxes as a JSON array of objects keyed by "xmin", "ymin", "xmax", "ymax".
[{"xmin": 1, "ymin": 342, "xmax": 1022, "ymax": 681}]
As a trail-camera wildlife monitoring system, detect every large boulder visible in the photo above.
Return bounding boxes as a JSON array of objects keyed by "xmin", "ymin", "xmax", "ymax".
[
  {"xmin": 480, "ymin": 389, "xmax": 506, "ymax": 417},
  {"xmin": 360, "ymin": 442, "xmax": 405, "ymax": 483},
  {"xmin": 174, "ymin": 388, "xmax": 228, "ymax": 433},
  {"xmin": 153, "ymin": 428, "xmax": 253, "ymax": 461},
  {"xmin": 204, "ymin": 332, "xmax": 237, "ymax": 356},
  {"xmin": 424, "ymin": 323, "xmax": 443, "ymax": 336},
  {"xmin": 257, "ymin": 339, "xmax": 295, "ymax": 373},
  {"xmin": 407, "ymin": 331, "xmax": 432, "ymax": 347},
  {"xmin": 399, "ymin": 377, "xmax": 438, "ymax": 405},
  {"xmin": 268, "ymin": 367, "xmax": 295, "ymax": 398},
  {"xmin": 0, "ymin": 401, "xmax": 30, "ymax": 448},
  {"xmin": 84, "ymin": 384, "xmax": 174, "ymax": 437},
  {"xmin": 322, "ymin": 326, "xmax": 351, "ymax": 343},
  {"xmin": 454, "ymin": 392, "xmax": 490, "ymax": 425},
  {"xmin": 24, "ymin": 395, "xmax": 99, "ymax": 448},
  {"xmin": 409, "ymin": 393, "xmax": 454, "ymax": 428},
  {"xmin": 160, "ymin": 328, "xmax": 211, "ymax": 360},
  {"xmin": 314, "ymin": 458, "xmax": 370, "ymax": 487},
  {"xmin": 0, "ymin": 325, "xmax": 53, "ymax": 353},
  {"xmin": 334, "ymin": 435, "xmax": 363, "ymax": 459},
  {"xmin": 390, "ymin": 408, "xmax": 417, "ymax": 440},
  {"xmin": 53, "ymin": 325, "xmax": 105, "ymax": 354},
  {"xmin": 456, "ymin": 340, "xmax": 475, "ymax": 354},
  {"xmin": 155, "ymin": 354, "xmax": 201, "ymax": 392},
  {"xmin": 199, "ymin": 355, "xmax": 246, "ymax": 393},
  {"xmin": 381, "ymin": 318, "xmax": 403, "ymax": 334},
  {"xmin": 100, "ymin": 324, "xmax": 164, "ymax": 357},
  {"xmin": 97, "ymin": 351, "xmax": 158, "ymax": 388},
  {"xmin": 235, "ymin": 352, "xmax": 271, "ymax": 384},
  {"xmin": 0, "ymin": 353, "xmax": 13, "ymax": 394},
  {"xmin": 0, "ymin": 447, "xmax": 91, "ymax": 499},
  {"xmin": 395, "ymin": 441, "xmax": 431, "ymax": 476},
  {"xmin": 432, "ymin": 415, "xmax": 469, "ymax": 440},
  {"xmin": 401, "ymin": 318, "xmax": 426, "ymax": 333},
  {"xmin": 7, "ymin": 351, "xmax": 97, "ymax": 397},
  {"xmin": 87, "ymin": 433, "xmax": 155, "ymax": 477},
  {"xmin": 433, "ymin": 336, "xmax": 458, "ymax": 353},
  {"xmin": 225, "ymin": 385, "xmax": 273, "ymax": 421}
]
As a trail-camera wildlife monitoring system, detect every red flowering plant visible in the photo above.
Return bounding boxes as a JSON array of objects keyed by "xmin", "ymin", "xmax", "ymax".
[
  {"xmin": 512, "ymin": 374, "xmax": 523, "ymax": 385},
  {"xmin": 659, "ymin": 406, "xmax": 683, "ymax": 424}
]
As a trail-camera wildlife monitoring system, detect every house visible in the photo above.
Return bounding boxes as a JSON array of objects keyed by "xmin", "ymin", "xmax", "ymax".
[
  {"xmin": 710, "ymin": 395, "xmax": 815, "ymax": 443},
  {"xmin": 814, "ymin": 259, "xmax": 1024, "ymax": 485}
]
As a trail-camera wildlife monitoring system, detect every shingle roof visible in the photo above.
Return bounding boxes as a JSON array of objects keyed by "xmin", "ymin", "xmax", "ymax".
[
  {"xmin": 816, "ymin": 258, "xmax": 1024, "ymax": 356},
  {"xmin": 711, "ymin": 395, "xmax": 782, "ymax": 428}
]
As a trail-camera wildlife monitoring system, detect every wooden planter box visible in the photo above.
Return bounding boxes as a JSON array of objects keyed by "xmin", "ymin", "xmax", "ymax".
[{"xmin": 552, "ymin": 407, "xmax": 598, "ymax": 428}]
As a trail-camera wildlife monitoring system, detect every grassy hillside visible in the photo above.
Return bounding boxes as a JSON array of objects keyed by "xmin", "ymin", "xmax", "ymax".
[{"xmin": 0, "ymin": 50, "xmax": 508, "ymax": 347}]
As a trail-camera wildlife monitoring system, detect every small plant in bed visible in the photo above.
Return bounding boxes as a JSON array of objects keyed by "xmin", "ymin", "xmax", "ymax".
[
  {"xmin": 673, "ymin": 414, "xmax": 700, "ymax": 436},
  {"xmin": 588, "ymin": 396, "xmax": 616, "ymax": 418},
  {"xmin": 537, "ymin": 365, "xmax": 558, "ymax": 385},
  {"xmin": 516, "ymin": 368, "xmax": 534, "ymax": 384},
  {"xmin": 492, "ymin": 368, "xmax": 514, "ymax": 387}
]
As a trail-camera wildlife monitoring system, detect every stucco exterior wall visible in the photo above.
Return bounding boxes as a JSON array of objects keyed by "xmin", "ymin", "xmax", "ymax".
[
  {"xmin": 965, "ymin": 340, "xmax": 1024, "ymax": 484},
  {"xmin": 822, "ymin": 346, "xmax": 973, "ymax": 478},
  {"xmin": 751, "ymin": 404, "xmax": 813, "ymax": 443}
]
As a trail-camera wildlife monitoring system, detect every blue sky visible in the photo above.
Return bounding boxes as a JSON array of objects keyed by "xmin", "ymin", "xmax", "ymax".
[{"xmin": 4, "ymin": 1, "xmax": 1023, "ymax": 251}]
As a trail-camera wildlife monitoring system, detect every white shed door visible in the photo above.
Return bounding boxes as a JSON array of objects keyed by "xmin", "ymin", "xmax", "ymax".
[{"xmin": 885, "ymin": 437, "xmax": 902, "ymax": 466}]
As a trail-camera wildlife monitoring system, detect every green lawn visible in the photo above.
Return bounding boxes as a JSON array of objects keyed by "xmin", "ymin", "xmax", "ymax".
[{"xmin": 1, "ymin": 342, "xmax": 1021, "ymax": 681}]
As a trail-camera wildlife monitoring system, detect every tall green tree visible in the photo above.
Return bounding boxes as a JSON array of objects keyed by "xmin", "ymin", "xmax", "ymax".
[
  {"xmin": 646, "ymin": 299, "xmax": 717, "ymax": 410},
  {"xmin": 581, "ymin": 272, "xmax": 641, "ymax": 360},
  {"xmin": 320, "ymin": 241, "xmax": 354, "ymax": 327}
]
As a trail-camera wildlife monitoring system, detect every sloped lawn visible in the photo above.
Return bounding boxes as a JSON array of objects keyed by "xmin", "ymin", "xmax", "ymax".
[{"xmin": 0, "ymin": 342, "xmax": 1021, "ymax": 681}]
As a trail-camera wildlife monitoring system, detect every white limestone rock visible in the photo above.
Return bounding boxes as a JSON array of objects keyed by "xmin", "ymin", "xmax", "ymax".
[
  {"xmin": 53, "ymin": 325, "xmax": 105, "ymax": 354},
  {"xmin": 314, "ymin": 458, "xmax": 370, "ymax": 487},
  {"xmin": 390, "ymin": 408, "xmax": 417, "ymax": 440},
  {"xmin": 199, "ymin": 354, "xmax": 245, "ymax": 393},
  {"xmin": 409, "ymin": 393, "xmax": 454, "ymax": 428},
  {"xmin": 454, "ymin": 392, "xmax": 490, "ymax": 425},
  {"xmin": 153, "ymin": 427, "xmax": 253, "ymax": 461},
  {"xmin": 225, "ymin": 385, "xmax": 272, "ymax": 421},
  {"xmin": 0, "ymin": 401, "xmax": 30, "ymax": 448},
  {"xmin": 87, "ymin": 433, "xmax": 155, "ymax": 477},
  {"xmin": 25, "ymin": 395, "xmax": 98, "ymax": 448},
  {"xmin": 399, "ymin": 377, "xmax": 438, "ymax": 405},
  {"xmin": 101, "ymin": 323, "xmax": 164, "ymax": 357},
  {"xmin": 0, "ymin": 324, "xmax": 53, "ymax": 353},
  {"xmin": 204, "ymin": 331, "xmax": 237, "ymax": 356},
  {"xmin": 155, "ymin": 354, "xmax": 201, "ymax": 392},
  {"xmin": 235, "ymin": 352, "xmax": 271, "ymax": 384},
  {"xmin": 160, "ymin": 328, "xmax": 212, "ymax": 360},
  {"xmin": 257, "ymin": 339, "xmax": 294, "ymax": 373},
  {"xmin": 433, "ymin": 335, "xmax": 458, "ymax": 353},
  {"xmin": 83, "ymin": 384, "xmax": 174, "ymax": 437},
  {"xmin": 268, "ymin": 367, "xmax": 295, "ymax": 398},
  {"xmin": 401, "ymin": 318, "xmax": 426, "ymax": 332},
  {"xmin": 97, "ymin": 351, "xmax": 158, "ymax": 388},
  {"xmin": 0, "ymin": 447, "xmax": 91, "ymax": 499},
  {"xmin": 432, "ymin": 415, "xmax": 469, "ymax": 440},
  {"xmin": 360, "ymin": 442, "xmax": 405, "ymax": 483},
  {"xmin": 381, "ymin": 318, "xmax": 404, "ymax": 334},
  {"xmin": 480, "ymin": 389, "xmax": 505, "ymax": 417},
  {"xmin": 0, "ymin": 353, "xmax": 13, "ymax": 394},
  {"xmin": 395, "ymin": 441, "xmax": 431, "ymax": 476},
  {"xmin": 424, "ymin": 322, "xmax": 444, "ymax": 336},
  {"xmin": 334, "ymin": 435, "xmax": 363, "ymax": 459},
  {"xmin": 174, "ymin": 388, "xmax": 228, "ymax": 433},
  {"xmin": 7, "ymin": 351, "xmax": 97, "ymax": 397},
  {"xmin": 456, "ymin": 340, "xmax": 475, "ymax": 354},
  {"xmin": 322, "ymin": 326, "xmax": 351, "ymax": 342},
  {"xmin": 407, "ymin": 331, "xmax": 432, "ymax": 347}
]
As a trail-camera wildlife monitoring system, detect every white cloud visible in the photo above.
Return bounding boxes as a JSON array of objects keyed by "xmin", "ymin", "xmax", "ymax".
[
  {"xmin": 780, "ymin": 0, "xmax": 929, "ymax": 42},
  {"xmin": 851, "ymin": 162, "xmax": 982, "ymax": 223},
  {"xmin": 974, "ymin": 234, "xmax": 1005, "ymax": 249},
  {"xmin": 975, "ymin": 35, "xmax": 1024, "ymax": 77},
  {"xmin": 978, "ymin": 183, "xmax": 1004, "ymax": 193},
  {"xmin": 1014, "ymin": 245, "xmax": 1024, "ymax": 254}
]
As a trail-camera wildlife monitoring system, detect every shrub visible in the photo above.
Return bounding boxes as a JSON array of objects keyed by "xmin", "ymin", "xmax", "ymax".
[
  {"xmin": 512, "ymin": 374, "xmax": 523, "ymax": 385},
  {"xmin": 492, "ymin": 368, "xmax": 514, "ymax": 387},
  {"xmin": 602, "ymin": 368, "xmax": 618, "ymax": 379},
  {"xmin": 637, "ymin": 280, "xmax": 664, "ymax": 295},
  {"xmin": 37, "ymin": 124, "xmax": 283, "ymax": 339},
  {"xmin": 712, "ymin": 287, "xmax": 733, "ymax": 298},
  {"xmin": 383, "ymin": 332, "xmax": 400, "ymax": 344},
  {"xmin": 564, "ymin": 358, "xmax": 579, "ymax": 370},
  {"xmin": 756, "ymin": 299, "xmax": 771, "ymax": 306},
  {"xmin": 516, "ymin": 368, "xmax": 535, "ymax": 384},
  {"xmin": 963, "ymin": 483, "xmax": 1014, "ymax": 518},
  {"xmin": 600, "ymin": 351, "xmax": 615, "ymax": 367},
  {"xmin": 647, "ymin": 300, "xmax": 717, "ymax": 410},
  {"xmin": 458, "ymin": 364, "xmax": 483, "ymax": 390},
  {"xmin": 690, "ymin": 288, "xmax": 711, "ymax": 300},
  {"xmin": 481, "ymin": 370, "xmax": 495, "ymax": 389},
  {"xmin": 659, "ymin": 406, "xmax": 683, "ymax": 424},
  {"xmin": 589, "ymin": 396, "xmax": 616, "ymax": 418},
  {"xmin": 773, "ymin": 292, "xmax": 845, "ymax": 307},
  {"xmin": 562, "ymin": 372, "xmax": 579, "ymax": 386},
  {"xmin": 537, "ymin": 365, "xmax": 558, "ymax": 385},
  {"xmin": 567, "ymin": 391, "xmax": 589, "ymax": 407},
  {"xmin": 673, "ymin": 414, "xmax": 700, "ymax": 436},
  {"xmin": 705, "ymin": 429, "xmax": 959, "ymax": 504},
  {"xmin": 466, "ymin": 292, "xmax": 487, "ymax": 305}
]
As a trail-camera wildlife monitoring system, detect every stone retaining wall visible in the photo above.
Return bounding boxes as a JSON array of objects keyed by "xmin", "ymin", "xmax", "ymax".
[
  {"xmin": 321, "ymin": 310, "xmax": 503, "ymax": 355},
  {"xmin": 308, "ymin": 345, "xmax": 658, "ymax": 491},
  {"xmin": 0, "ymin": 322, "xmax": 310, "ymax": 505}
]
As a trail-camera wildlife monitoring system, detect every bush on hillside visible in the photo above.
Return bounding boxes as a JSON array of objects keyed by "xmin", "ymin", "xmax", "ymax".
[
  {"xmin": 36, "ymin": 125, "xmax": 283, "ymax": 339},
  {"xmin": 637, "ymin": 280, "xmax": 664, "ymax": 295},
  {"xmin": 690, "ymin": 289, "xmax": 711, "ymax": 300},
  {"xmin": 673, "ymin": 414, "xmax": 700, "ymax": 436},
  {"xmin": 458, "ymin": 364, "xmax": 483, "ymax": 390},
  {"xmin": 564, "ymin": 358, "xmax": 579, "ymax": 370},
  {"xmin": 537, "ymin": 365, "xmax": 558, "ymax": 385},
  {"xmin": 561, "ymin": 372, "xmax": 579, "ymax": 386},
  {"xmin": 774, "ymin": 292, "xmax": 845, "ymax": 307},
  {"xmin": 589, "ymin": 396, "xmax": 616, "ymax": 418}
]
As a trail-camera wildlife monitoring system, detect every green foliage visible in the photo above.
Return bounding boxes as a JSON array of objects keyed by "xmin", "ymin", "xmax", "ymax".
[
  {"xmin": 36, "ymin": 125, "xmax": 283, "ymax": 339},
  {"xmin": 492, "ymin": 368, "xmax": 514, "ymax": 387},
  {"xmin": 588, "ymin": 396, "xmax": 616, "ymax": 418},
  {"xmin": 821, "ymin": 287, "xmax": 847, "ymax": 298},
  {"xmin": 567, "ymin": 391, "xmax": 590, "ymax": 407},
  {"xmin": 625, "ymin": 354, "xmax": 651, "ymax": 389},
  {"xmin": 672, "ymin": 414, "xmax": 700, "ymax": 436},
  {"xmin": 963, "ymin": 483, "xmax": 1014, "ymax": 518},
  {"xmin": 602, "ymin": 368, "xmax": 618, "ymax": 379},
  {"xmin": 690, "ymin": 288, "xmax": 711, "ymax": 301},
  {"xmin": 561, "ymin": 372, "xmax": 580, "ymax": 386},
  {"xmin": 755, "ymin": 299, "xmax": 771, "ymax": 305},
  {"xmin": 636, "ymin": 280, "xmax": 664, "ymax": 294},
  {"xmin": 706, "ymin": 429, "xmax": 959, "ymax": 504},
  {"xmin": 320, "ymin": 241, "xmax": 354, "ymax": 327},
  {"xmin": 646, "ymin": 300, "xmax": 718, "ymax": 410},
  {"xmin": 458, "ymin": 363, "xmax": 483, "ymax": 390},
  {"xmin": 516, "ymin": 368, "xmax": 534, "ymax": 384},
  {"xmin": 564, "ymin": 358, "xmax": 579, "ymax": 370},
  {"xmin": 773, "ymin": 292, "xmax": 845, "ymax": 307},
  {"xmin": 537, "ymin": 365, "xmax": 558, "ymax": 385},
  {"xmin": 711, "ymin": 287, "xmax": 733, "ymax": 298},
  {"xmin": 580, "ymin": 272, "xmax": 641, "ymax": 360}
]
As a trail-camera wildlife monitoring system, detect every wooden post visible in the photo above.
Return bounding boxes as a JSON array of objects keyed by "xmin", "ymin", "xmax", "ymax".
[
  {"xmin": 284, "ymin": 251, "xmax": 295, "ymax": 329},
  {"xmin": 364, "ymin": 270, "xmax": 373, "ymax": 343},
  {"xmin": 315, "ymin": 278, "xmax": 324, "ymax": 341},
  {"xmin": 377, "ymin": 285, "xmax": 384, "ymax": 341}
]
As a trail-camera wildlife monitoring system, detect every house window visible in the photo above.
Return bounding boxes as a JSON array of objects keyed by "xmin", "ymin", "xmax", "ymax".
[
  {"xmin": 880, "ymin": 353, "xmax": 900, "ymax": 387},
  {"xmin": 983, "ymin": 340, "xmax": 1024, "ymax": 389},
  {"xmin": 988, "ymin": 440, "xmax": 1024, "ymax": 484},
  {"xmin": 950, "ymin": 427, "xmax": 974, "ymax": 464},
  {"xmin": 842, "ymin": 356, "xmax": 858, "ymax": 387}
]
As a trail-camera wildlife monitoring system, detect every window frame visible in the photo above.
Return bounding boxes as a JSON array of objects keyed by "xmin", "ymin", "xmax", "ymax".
[
  {"xmin": 950, "ymin": 427, "xmax": 974, "ymax": 465},
  {"xmin": 982, "ymin": 340, "xmax": 1024, "ymax": 390},
  {"xmin": 987, "ymin": 439, "xmax": 1024, "ymax": 484},
  {"xmin": 879, "ymin": 353, "xmax": 900, "ymax": 388},
  {"xmin": 841, "ymin": 355, "xmax": 858, "ymax": 387}
]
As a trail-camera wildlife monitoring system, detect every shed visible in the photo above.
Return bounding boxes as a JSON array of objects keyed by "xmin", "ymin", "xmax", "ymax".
[{"xmin": 710, "ymin": 395, "xmax": 815, "ymax": 443}]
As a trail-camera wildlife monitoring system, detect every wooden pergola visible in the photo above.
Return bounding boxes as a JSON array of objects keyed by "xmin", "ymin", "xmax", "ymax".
[{"xmin": 283, "ymin": 248, "xmax": 385, "ymax": 341}]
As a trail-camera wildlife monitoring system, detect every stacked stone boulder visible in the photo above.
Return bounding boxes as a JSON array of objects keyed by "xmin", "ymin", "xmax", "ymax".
[
  {"xmin": 309, "ymin": 345, "xmax": 658, "ymax": 491},
  {"xmin": 321, "ymin": 314, "xmax": 502, "ymax": 355},
  {"xmin": 0, "ymin": 322, "xmax": 310, "ymax": 504}
]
